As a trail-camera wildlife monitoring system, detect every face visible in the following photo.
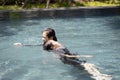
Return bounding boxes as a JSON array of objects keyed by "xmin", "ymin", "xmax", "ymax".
[{"xmin": 42, "ymin": 31, "xmax": 49, "ymax": 42}]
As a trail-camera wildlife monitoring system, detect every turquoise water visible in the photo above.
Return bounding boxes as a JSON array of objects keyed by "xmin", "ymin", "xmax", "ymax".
[{"xmin": 0, "ymin": 16, "xmax": 120, "ymax": 80}]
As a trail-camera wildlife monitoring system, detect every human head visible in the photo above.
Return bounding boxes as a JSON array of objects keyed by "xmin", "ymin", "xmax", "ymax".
[{"xmin": 42, "ymin": 28, "xmax": 57, "ymax": 42}]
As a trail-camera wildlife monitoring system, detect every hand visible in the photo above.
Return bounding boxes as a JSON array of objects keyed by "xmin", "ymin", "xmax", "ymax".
[{"xmin": 13, "ymin": 42, "xmax": 23, "ymax": 46}]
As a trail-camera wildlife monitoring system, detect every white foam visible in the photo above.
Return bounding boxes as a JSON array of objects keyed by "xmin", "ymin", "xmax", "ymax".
[{"xmin": 81, "ymin": 63, "xmax": 112, "ymax": 80}]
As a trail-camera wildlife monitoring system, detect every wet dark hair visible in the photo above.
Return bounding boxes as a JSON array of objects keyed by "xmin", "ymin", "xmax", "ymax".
[{"xmin": 43, "ymin": 28, "xmax": 57, "ymax": 41}]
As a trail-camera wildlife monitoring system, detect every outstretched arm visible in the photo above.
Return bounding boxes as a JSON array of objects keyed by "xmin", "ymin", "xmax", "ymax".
[
  {"xmin": 59, "ymin": 54, "xmax": 80, "ymax": 58},
  {"xmin": 64, "ymin": 54, "xmax": 80, "ymax": 58},
  {"xmin": 60, "ymin": 54, "xmax": 92, "ymax": 58},
  {"xmin": 14, "ymin": 42, "xmax": 42, "ymax": 46}
]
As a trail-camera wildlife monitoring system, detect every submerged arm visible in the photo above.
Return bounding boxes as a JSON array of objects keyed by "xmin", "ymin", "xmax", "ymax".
[
  {"xmin": 14, "ymin": 42, "xmax": 42, "ymax": 46},
  {"xmin": 60, "ymin": 54, "xmax": 92, "ymax": 58},
  {"xmin": 23, "ymin": 44, "xmax": 42, "ymax": 46},
  {"xmin": 65, "ymin": 54, "xmax": 81, "ymax": 58},
  {"xmin": 60, "ymin": 54, "xmax": 80, "ymax": 58}
]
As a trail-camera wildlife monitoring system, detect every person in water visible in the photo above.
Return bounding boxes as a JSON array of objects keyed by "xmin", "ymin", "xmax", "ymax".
[{"xmin": 42, "ymin": 28, "xmax": 86, "ymax": 66}]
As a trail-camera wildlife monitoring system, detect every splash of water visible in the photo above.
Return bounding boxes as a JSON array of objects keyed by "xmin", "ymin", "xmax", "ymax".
[{"xmin": 81, "ymin": 63, "xmax": 112, "ymax": 80}]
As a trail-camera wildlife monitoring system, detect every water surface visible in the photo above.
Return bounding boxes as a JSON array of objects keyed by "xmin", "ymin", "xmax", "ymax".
[{"xmin": 0, "ymin": 16, "xmax": 120, "ymax": 80}]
